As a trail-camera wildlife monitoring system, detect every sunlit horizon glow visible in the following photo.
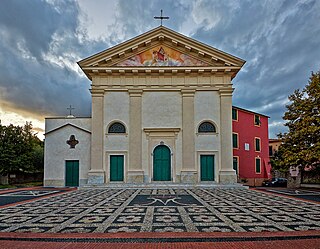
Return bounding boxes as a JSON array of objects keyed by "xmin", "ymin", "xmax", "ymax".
[{"xmin": 0, "ymin": 106, "xmax": 45, "ymax": 140}]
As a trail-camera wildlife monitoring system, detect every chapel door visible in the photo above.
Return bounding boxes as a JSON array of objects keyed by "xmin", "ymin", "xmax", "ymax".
[
  {"xmin": 110, "ymin": 155, "xmax": 124, "ymax": 181},
  {"xmin": 65, "ymin": 160, "xmax": 79, "ymax": 187},
  {"xmin": 200, "ymin": 155, "xmax": 214, "ymax": 181},
  {"xmin": 153, "ymin": 145, "xmax": 171, "ymax": 181}
]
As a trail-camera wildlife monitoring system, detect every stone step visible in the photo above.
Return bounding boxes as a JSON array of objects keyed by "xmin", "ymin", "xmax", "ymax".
[{"xmin": 79, "ymin": 183, "xmax": 248, "ymax": 189}]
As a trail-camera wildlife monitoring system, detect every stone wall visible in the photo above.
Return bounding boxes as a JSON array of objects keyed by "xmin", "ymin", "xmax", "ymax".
[{"xmin": 287, "ymin": 173, "xmax": 301, "ymax": 189}]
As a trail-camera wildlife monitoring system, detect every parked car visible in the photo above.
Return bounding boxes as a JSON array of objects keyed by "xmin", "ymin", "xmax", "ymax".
[{"xmin": 262, "ymin": 178, "xmax": 287, "ymax": 187}]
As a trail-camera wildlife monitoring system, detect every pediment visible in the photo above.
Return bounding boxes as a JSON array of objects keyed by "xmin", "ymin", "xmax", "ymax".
[
  {"xmin": 78, "ymin": 26, "xmax": 245, "ymax": 79},
  {"xmin": 45, "ymin": 123, "xmax": 91, "ymax": 136},
  {"xmin": 114, "ymin": 44, "xmax": 210, "ymax": 67}
]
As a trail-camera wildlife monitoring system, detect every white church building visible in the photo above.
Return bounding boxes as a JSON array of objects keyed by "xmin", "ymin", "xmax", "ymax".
[{"xmin": 44, "ymin": 26, "xmax": 245, "ymax": 187}]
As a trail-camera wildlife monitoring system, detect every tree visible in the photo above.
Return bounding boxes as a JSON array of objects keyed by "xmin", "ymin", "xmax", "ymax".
[
  {"xmin": 30, "ymin": 143, "xmax": 44, "ymax": 173},
  {"xmin": 0, "ymin": 122, "xmax": 43, "ymax": 176},
  {"xmin": 273, "ymin": 70, "xmax": 320, "ymax": 173}
]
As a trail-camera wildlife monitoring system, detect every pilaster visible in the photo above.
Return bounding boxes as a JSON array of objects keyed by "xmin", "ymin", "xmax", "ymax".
[
  {"xmin": 88, "ymin": 89, "xmax": 105, "ymax": 184},
  {"xmin": 181, "ymin": 89, "xmax": 197, "ymax": 183},
  {"xmin": 128, "ymin": 89, "xmax": 144, "ymax": 183},
  {"xmin": 219, "ymin": 88, "xmax": 236, "ymax": 184}
]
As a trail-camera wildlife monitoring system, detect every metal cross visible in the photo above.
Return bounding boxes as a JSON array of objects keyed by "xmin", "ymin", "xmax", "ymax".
[
  {"xmin": 154, "ymin": 9, "xmax": 169, "ymax": 26},
  {"xmin": 67, "ymin": 105, "xmax": 75, "ymax": 116}
]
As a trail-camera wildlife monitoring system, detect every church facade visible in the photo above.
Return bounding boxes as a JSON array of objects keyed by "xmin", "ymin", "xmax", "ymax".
[{"xmin": 44, "ymin": 26, "xmax": 245, "ymax": 187}]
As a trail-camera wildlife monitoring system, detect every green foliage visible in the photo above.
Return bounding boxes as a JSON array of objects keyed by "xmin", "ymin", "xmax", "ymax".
[
  {"xmin": 270, "ymin": 147, "xmax": 286, "ymax": 172},
  {"xmin": 0, "ymin": 122, "xmax": 43, "ymax": 175},
  {"xmin": 274, "ymin": 70, "xmax": 320, "ymax": 172},
  {"xmin": 31, "ymin": 144, "xmax": 44, "ymax": 172},
  {"xmin": 0, "ymin": 181, "xmax": 43, "ymax": 189}
]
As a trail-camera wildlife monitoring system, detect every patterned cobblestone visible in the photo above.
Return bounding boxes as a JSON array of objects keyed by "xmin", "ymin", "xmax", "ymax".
[{"xmin": 0, "ymin": 188, "xmax": 319, "ymax": 233}]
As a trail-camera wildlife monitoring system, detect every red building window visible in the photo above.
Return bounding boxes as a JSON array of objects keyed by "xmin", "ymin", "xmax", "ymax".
[
  {"xmin": 233, "ymin": 133, "xmax": 239, "ymax": 149},
  {"xmin": 255, "ymin": 138, "xmax": 261, "ymax": 152},
  {"xmin": 232, "ymin": 108, "xmax": 238, "ymax": 121},
  {"xmin": 254, "ymin": 115, "xmax": 261, "ymax": 126},
  {"xmin": 269, "ymin": 146, "xmax": 273, "ymax": 156},
  {"xmin": 255, "ymin": 157, "xmax": 261, "ymax": 173}
]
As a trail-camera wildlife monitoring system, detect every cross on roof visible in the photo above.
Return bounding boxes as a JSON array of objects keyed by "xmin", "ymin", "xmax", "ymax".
[
  {"xmin": 67, "ymin": 105, "xmax": 75, "ymax": 116},
  {"xmin": 154, "ymin": 9, "xmax": 169, "ymax": 26}
]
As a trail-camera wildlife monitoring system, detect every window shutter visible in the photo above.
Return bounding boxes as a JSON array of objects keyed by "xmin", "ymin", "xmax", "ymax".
[
  {"xmin": 255, "ymin": 158, "xmax": 261, "ymax": 173},
  {"xmin": 233, "ymin": 134, "xmax": 238, "ymax": 148}
]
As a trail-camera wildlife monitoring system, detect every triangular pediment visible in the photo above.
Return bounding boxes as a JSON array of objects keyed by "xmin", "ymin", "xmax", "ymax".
[
  {"xmin": 78, "ymin": 26, "xmax": 245, "ymax": 79},
  {"xmin": 115, "ymin": 44, "xmax": 210, "ymax": 67},
  {"xmin": 45, "ymin": 123, "xmax": 91, "ymax": 136}
]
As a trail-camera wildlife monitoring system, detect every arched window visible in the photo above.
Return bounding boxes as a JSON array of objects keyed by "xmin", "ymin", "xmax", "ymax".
[
  {"xmin": 198, "ymin": 122, "xmax": 216, "ymax": 133},
  {"xmin": 108, "ymin": 122, "xmax": 126, "ymax": 134}
]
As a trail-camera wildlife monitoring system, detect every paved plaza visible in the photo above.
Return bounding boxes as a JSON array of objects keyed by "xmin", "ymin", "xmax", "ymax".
[{"xmin": 0, "ymin": 188, "xmax": 319, "ymax": 233}]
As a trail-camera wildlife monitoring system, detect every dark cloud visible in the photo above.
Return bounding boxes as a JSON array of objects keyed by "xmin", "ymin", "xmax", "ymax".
[
  {"xmin": 104, "ymin": 0, "xmax": 192, "ymax": 45},
  {"xmin": 0, "ymin": 0, "xmax": 107, "ymax": 118},
  {"xmin": 0, "ymin": 0, "xmax": 319, "ymax": 138},
  {"xmin": 190, "ymin": 0, "xmax": 320, "ymax": 137},
  {"xmin": 0, "ymin": 0, "xmax": 192, "ymax": 119}
]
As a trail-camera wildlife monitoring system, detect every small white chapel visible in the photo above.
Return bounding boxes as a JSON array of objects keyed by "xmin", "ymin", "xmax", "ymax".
[{"xmin": 44, "ymin": 26, "xmax": 245, "ymax": 187}]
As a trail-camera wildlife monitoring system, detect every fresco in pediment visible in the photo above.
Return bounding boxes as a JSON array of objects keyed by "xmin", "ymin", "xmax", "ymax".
[{"xmin": 115, "ymin": 45, "xmax": 209, "ymax": 66}]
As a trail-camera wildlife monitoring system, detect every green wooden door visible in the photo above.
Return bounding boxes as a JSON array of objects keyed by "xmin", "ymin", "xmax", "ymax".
[
  {"xmin": 153, "ymin": 145, "xmax": 171, "ymax": 181},
  {"xmin": 110, "ymin": 155, "xmax": 124, "ymax": 181},
  {"xmin": 200, "ymin": 155, "xmax": 214, "ymax": 181},
  {"xmin": 65, "ymin": 160, "xmax": 79, "ymax": 187}
]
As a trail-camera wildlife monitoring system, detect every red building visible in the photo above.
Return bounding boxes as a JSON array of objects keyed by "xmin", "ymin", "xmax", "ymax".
[{"xmin": 232, "ymin": 106, "xmax": 271, "ymax": 186}]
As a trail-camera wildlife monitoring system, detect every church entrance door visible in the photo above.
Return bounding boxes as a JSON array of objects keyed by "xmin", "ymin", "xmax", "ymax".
[
  {"xmin": 153, "ymin": 145, "xmax": 171, "ymax": 181},
  {"xmin": 110, "ymin": 155, "xmax": 124, "ymax": 181},
  {"xmin": 65, "ymin": 160, "xmax": 79, "ymax": 187},
  {"xmin": 200, "ymin": 155, "xmax": 215, "ymax": 181}
]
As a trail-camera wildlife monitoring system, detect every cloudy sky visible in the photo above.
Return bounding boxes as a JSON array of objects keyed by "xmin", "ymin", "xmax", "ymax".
[{"xmin": 0, "ymin": 0, "xmax": 319, "ymax": 139}]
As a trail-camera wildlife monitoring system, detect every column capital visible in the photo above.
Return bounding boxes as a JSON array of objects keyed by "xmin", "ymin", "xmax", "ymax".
[
  {"xmin": 128, "ymin": 89, "xmax": 143, "ymax": 96},
  {"xmin": 181, "ymin": 89, "xmax": 196, "ymax": 97},
  {"xmin": 90, "ymin": 89, "xmax": 105, "ymax": 96},
  {"xmin": 219, "ymin": 88, "xmax": 234, "ymax": 96}
]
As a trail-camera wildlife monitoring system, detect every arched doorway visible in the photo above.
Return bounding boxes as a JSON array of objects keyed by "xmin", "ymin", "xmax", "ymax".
[{"xmin": 153, "ymin": 145, "xmax": 171, "ymax": 181}]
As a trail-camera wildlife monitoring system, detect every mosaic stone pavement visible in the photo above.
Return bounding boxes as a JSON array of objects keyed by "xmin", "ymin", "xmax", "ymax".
[{"xmin": 0, "ymin": 188, "xmax": 319, "ymax": 233}]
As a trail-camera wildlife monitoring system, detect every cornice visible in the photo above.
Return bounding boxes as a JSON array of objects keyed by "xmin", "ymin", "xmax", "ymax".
[
  {"xmin": 90, "ymin": 87, "xmax": 230, "ymax": 94},
  {"xmin": 143, "ymin": 127, "xmax": 181, "ymax": 139},
  {"xmin": 83, "ymin": 66, "xmax": 240, "ymax": 80},
  {"xmin": 84, "ymin": 66, "xmax": 240, "ymax": 72}
]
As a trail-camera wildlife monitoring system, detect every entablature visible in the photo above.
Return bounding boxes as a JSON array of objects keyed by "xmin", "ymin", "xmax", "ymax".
[
  {"xmin": 90, "ymin": 73, "xmax": 232, "ymax": 88},
  {"xmin": 90, "ymin": 86, "xmax": 233, "ymax": 94}
]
